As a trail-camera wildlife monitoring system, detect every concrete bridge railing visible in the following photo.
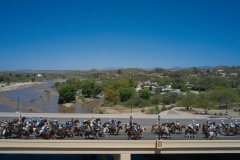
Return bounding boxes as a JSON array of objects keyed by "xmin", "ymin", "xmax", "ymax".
[{"xmin": 1, "ymin": 140, "xmax": 240, "ymax": 160}]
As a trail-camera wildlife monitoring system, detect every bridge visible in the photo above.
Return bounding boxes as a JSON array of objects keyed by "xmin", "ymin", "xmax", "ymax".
[{"xmin": 1, "ymin": 139, "xmax": 240, "ymax": 160}]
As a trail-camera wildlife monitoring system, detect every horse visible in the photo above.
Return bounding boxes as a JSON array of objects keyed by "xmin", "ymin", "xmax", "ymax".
[
  {"xmin": 161, "ymin": 122, "xmax": 175, "ymax": 128},
  {"xmin": 108, "ymin": 121, "xmax": 122, "ymax": 135},
  {"xmin": 185, "ymin": 128, "xmax": 197, "ymax": 138},
  {"xmin": 17, "ymin": 130, "xmax": 30, "ymax": 139},
  {"xmin": 171, "ymin": 125, "xmax": 185, "ymax": 134},
  {"xmin": 126, "ymin": 128, "xmax": 143, "ymax": 140},
  {"xmin": 158, "ymin": 126, "xmax": 171, "ymax": 139},
  {"xmin": 151, "ymin": 125, "xmax": 160, "ymax": 134},
  {"xmin": 39, "ymin": 130, "xmax": 55, "ymax": 140},
  {"xmin": 84, "ymin": 127, "xmax": 99, "ymax": 139},
  {"xmin": 204, "ymin": 128, "xmax": 219, "ymax": 140},
  {"xmin": 224, "ymin": 127, "xmax": 238, "ymax": 136}
]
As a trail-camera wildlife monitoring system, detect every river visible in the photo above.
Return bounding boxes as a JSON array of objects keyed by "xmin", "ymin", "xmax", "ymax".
[{"xmin": 0, "ymin": 81, "xmax": 101, "ymax": 113}]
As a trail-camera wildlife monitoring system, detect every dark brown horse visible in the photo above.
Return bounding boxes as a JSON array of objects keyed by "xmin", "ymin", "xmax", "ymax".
[
  {"xmin": 159, "ymin": 126, "xmax": 171, "ymax": 139},
  {"xmin": 171, "ymin": 125, "xmax": 185, "ymax": 134},
  {"xmin": 18, "ymin": 130, "xmax": 30, "ymax": 139},
  {"xmin": 126, "ymin": 128, "xmax": 143, "ymax": 140}
]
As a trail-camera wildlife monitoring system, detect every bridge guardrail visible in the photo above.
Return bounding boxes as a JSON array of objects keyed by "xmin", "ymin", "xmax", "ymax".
[{"xmin": 0, "ymin": 140, "xmax": 240, "ymax": 154}]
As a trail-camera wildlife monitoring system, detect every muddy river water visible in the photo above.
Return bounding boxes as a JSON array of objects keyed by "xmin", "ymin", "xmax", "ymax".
[{"xmin": 0, "ymin": 81, "xmax": 101, "ymax": 113}]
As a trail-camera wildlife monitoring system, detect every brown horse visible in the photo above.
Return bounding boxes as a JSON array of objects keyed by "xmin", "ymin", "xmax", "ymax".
[
  {"xmin": 39, "ymin": 130, "xmax": 55, "ymax": 139},
  {"xmin": 224, "ymin": 127, "xmax": 238, "ymax": 136},
  {"xmin": 151, "ymin": 125, "xmax": 159, "ymax": 134},
  {"xmin": 185, "ymin": 128, "xmax": 197, "ymax": 138},
  {"xmin": 171, "ymin": 125, "xmax": 185, "ymax": 134},
  {"xmin": 126, "ymin": 128, "xmax": 143, "ymax": 140},
  {"xmin": 18, "ymin": 130, "xmax": 30, "ymax": 139},
  {"xmin": 159, "ymin": 126, "xmax": 171, "ymax": 139}
]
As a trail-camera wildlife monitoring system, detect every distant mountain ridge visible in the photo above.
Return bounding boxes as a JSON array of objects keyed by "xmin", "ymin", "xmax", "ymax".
[{"xmin": 1, "ymin": 65, "xmax": 239, "ymax": 72}]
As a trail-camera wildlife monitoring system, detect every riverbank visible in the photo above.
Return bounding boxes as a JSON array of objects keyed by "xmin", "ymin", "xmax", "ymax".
[{"xmin": 0, "ymin": 82, "xmax": 43, "ymax": 92}]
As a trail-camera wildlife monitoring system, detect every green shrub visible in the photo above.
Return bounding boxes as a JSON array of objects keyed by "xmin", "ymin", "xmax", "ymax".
[
  {"xmin": 219, "ymin": 112, "xmax": 223, "ymax": 116},
  {"xmin": 141, "ymin": 109, "xmax": 145, "ymax": 112},
  {"xmin": 162, "ymin": 104, "xmax": 166, "ymax": 111},
  {"xmin": 145, "ymin": 107, "xmax": 156, "ymax": 114},
  {"xmin": 99, "ymin": 109, "xmax": 104, "ymax": 114}
]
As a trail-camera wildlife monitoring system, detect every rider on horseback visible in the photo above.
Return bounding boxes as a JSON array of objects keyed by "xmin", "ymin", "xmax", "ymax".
[
  {"xmin": 207, "ymin": 119, "xmax": 210, "ymax": 127},
  {"xmin": 221, "ymin": 120, "xmax": 226, "ymax": 129},
  {"xmin": 98, "ymin": 121, "xmax": 104, "ymax": 129},
  {"xmin": 53, "ymin": 120, "xmax": 57, "ymax": 129},
  {"xmin": 209, "ymin": 124, "xmax": 217, "ymax": 134},
  {"xmin": 19, "ymin": 115, "xmax": 22, "ymax": 121},
  {"xmin": 59, "ymin": 124, "xmax": 62, "ymax": 134},
  {"xmin": 176, "ymin": 121, "xmax": 179, "ymax": 126},
  {"xmin": 133, "ymin": 125, "xmax": 138, "ymax": 135},
  {"xmin": 24, "ymin": 126, "xmax": 29, "ymax": 133},
  {"xmin": 45, "ymin": 126, "xmax": 50, "ymax": 132},
  {"xmin": 114, "ymin": 119, "xmax": 117, "ymax": 127},
  {"xmin": 79, "ymin": 121, "xmax": 84, "ymax": 128},
  {"xmin": 28, "ymin": 117, "xmax": 32, "ymax": 124},
  {"xmin": 39, "ymin": 117, "xmax": 42, "ymax": 122},
  {"xmin": 235, "ymin": 120, "xmax": 239, "ymax": 128},
  {"xmin": 18, "ymin": 120, "xmax": 21, "ymax": 129},
  {"xmin": 108, "ymin": 117, "xmax": 112, "ymax": 128},
  {"xmin": 68, "ymin": 119, "xmax": 72, "ymax": 131},
  {"xmin": 47, "ymin": 117, "xmax": 51, "ymax": 124},
  {"xmin": 36, "ymin": 120, "xmax": 40, "ymax": 129},
  {"xmin": 230, "ymin": 123, "xmax": 235, "ymax": 130}
]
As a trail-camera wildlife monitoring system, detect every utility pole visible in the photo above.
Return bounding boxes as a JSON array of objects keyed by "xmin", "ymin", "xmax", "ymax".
[
  {"xmin": 17, "ymin": 97, "xmax": 19, "ymax": 113},
  {"xmin": 158, "ymin": 114, "xmax": 160, "ymax": 140}
]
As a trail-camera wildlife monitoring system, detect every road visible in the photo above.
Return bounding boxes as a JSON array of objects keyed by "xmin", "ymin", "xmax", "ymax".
[{"xmin": 1, "ymin": 111, "xmax": 240, "ymax": 140}]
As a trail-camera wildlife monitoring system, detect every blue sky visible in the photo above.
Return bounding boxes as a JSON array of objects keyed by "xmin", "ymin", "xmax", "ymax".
[{"xmin": 0, "ymin": 0, "xmax": 240, "ymax": 70}]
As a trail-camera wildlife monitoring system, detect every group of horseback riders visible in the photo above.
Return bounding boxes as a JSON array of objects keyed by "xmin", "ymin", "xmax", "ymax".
[{"xmin": 0, "ymin": 115, "xmax": 125, "ymax": 139}]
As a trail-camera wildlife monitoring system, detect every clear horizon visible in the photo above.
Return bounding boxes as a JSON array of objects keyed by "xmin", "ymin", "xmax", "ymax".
[{"xmin": 1, "ymin": 0, "xmax": 240, "ymax": 70}]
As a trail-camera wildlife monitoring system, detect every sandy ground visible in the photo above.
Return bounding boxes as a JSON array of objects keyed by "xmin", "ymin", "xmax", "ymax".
[{"xmin": 0, "ymin": 82, "xmax": 43, "ymax": 92}]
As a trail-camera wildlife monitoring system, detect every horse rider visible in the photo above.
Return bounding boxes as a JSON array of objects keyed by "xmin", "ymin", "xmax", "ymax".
[
  {"xmin": 19, "ymin": 115, "xmax": 22, "ymax": 121},
  {"xmin": 47, "ymin": 117, "xmax": 51, "ymax": 124},
  {"xmin": 30, "ymin": 119, "xmax": 35, "ymax": 125},
  {"xmin": 92, "ymin": 119, "xmax": 97, "ymax": 125},
  {"xmin": 221, "ymin": 120, "xmax": 226, "ymax": 129},
  {"xmin": 229, "ymin": 123, "xmax": 235, "ymax": 130},
  {"xmin": 108, "ymin": 118, "xmax": 113, "ymax": 128},
  {"xmin": 230, "ymin": 123, "xmax": 235, "ymax": 130},
  {"xmin": 58, "ymin": 124, "xmax": 62, "ymax": 134},
  {"xmin": 45, "ymin": 126, "xmax": 50, "ymax": 132},
  {"xmin": 98, "ymin": 122, "xmax": 104, "ymax": 129},
  {"xmin": 24, "ymin": 125, "xmax": 29, "ymax": 133},
  {"xmin": 18, "ymin": 120, "xmax": 21, "ymax": 129},
  {"xmin": 133, "ymin": 125, "xmax": 138, "ymax": 135},
  {"xmin": 192, "ymin": 120, "xmax": 196, "ymax": 127},
  {"xmin": 166, "ymin": 119, "xmax": 169, "ymax": 125},
  {"xmin": 156, "ymin": 120, "xmax": 159, "ymax": 126},
  {"xmin": 114, "ymin": 119, "xmax": 117, "ymax": 127},
  {"xmin": 176, "ymin": 121, "xmax": 179, "ymax": 126},
  {"xmin": 28, "ymin": 117, "xmax": 32, "ymax": 124},
  {"xmin": 90, "ymin": 123, "xmax": 94, "ymax": 132},
  {"xmin": 68, "ymin": 119, "xmax": 72, "ymax": 131},
  {"xmin": 53, "ymin": 120, "xmax": 57, "ymax": 129},
  {"xmin": 79, "ymin": 121, "xmax": 84, "ymax": 128},
  {"xmin": 234, "ymin": 120, "xmax": 239, "ymax": 128},
  {"xmin": 209, "ymin": 124, "xmax": 217, "ymax": 134},
  {"xmin": 36, "ymin": 120, "xmax": 41, "ymax": 129},
  {"xmin": 108, "ymin": 117, "xmax": 111, "ymax": 123},
  {"xmin": 207, "ymin": 119, "xmax": 210, "ymax": 127}
]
